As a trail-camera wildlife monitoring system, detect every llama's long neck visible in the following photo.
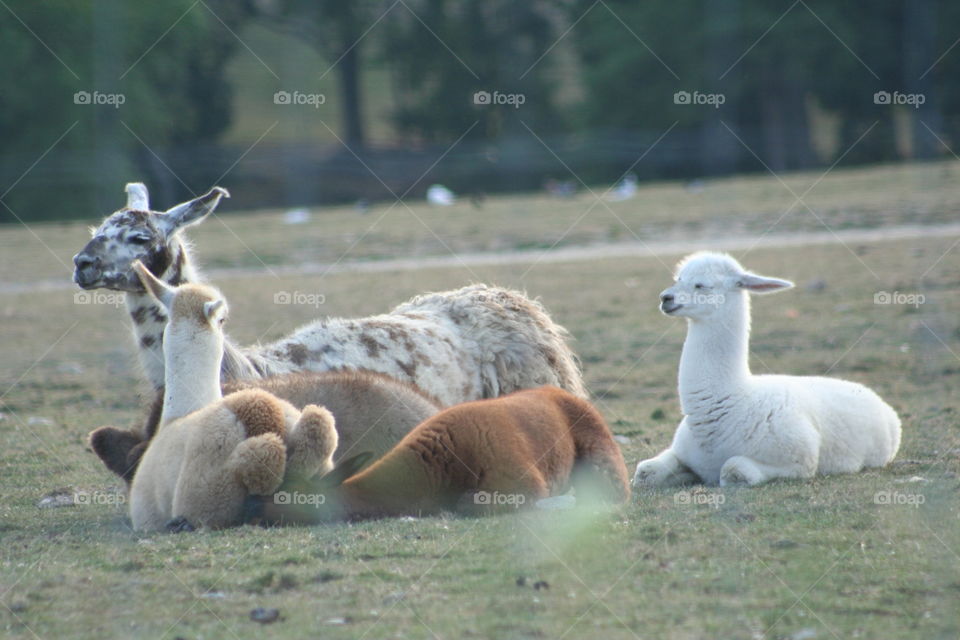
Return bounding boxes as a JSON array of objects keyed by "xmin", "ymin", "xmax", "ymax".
[
  {"xmin": 127, "ymin": 239, "xmax": 197, "ymax": 390},
  {"xmin": 678, "ymin": 298, "xmax": 752, "ymax": 415},
  {"xmin": 160, "ymin": 326, "xmax": 224, "ymax": 425}
]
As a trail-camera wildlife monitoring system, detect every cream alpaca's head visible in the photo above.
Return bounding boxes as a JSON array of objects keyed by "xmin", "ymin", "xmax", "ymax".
[
  {"xmin": 132, "ymin": 260, "xmax": 228, "ymax": 368},
  {"xmin": 659, "ymin": 252, "xmax": 793, "ymax": 321},
  {"xmin": 73, "ymin": 183, "xmax": 228, "ymax": 293}
]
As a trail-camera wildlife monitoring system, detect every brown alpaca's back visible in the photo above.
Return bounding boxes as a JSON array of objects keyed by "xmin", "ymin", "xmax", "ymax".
[
  {"xmin": 549, "ymin": 390, "xmax": 633, "ymax": 504},
  {"xmin": 264, "ymin": 386, "xmax": 630, "ymax": 523}
]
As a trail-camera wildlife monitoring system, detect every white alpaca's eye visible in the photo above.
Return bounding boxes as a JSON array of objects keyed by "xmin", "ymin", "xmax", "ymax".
[{"xmin": 694, "ymin": 283, "xmax": 705, "ymax": 290}]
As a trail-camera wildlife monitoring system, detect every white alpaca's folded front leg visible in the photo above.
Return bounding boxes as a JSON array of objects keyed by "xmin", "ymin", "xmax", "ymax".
[{"xmin": 633, "ymin": 448, "xmax": 700, "ymax": 487}]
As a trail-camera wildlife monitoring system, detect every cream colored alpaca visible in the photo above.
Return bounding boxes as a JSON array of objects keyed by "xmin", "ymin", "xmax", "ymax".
[
  {"xmin": 128, "ymin": 262, "xmax": 334, "ymax": 531},
  {"xmin": 90, "ymin": 369, "xmax": 441, "ymax": 486}
]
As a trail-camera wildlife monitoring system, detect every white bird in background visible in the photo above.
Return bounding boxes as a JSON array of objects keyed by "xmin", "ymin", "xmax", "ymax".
[
  {"xmin": 282, "ymin": 208, "xmax": 311, "ymax": 224},
  {"xmin": 544, "ymin": 179, "xmax": 577, "ymax": 198},
  {"xmin": 427, "ymin": 184, "xmax": 456, "ymax": 206},
  {"xmin": 607, "ymin": 173, "xmax": 638, "ymax": 202}
]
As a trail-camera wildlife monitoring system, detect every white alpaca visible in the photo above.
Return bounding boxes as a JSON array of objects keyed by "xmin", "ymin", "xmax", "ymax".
[
  {"xmin": 632, "ymin": 252, "xmax": 901, "ymax": 487},
  {"xmin": 72, "ymin": 183, "xmax": 585, "ymax": 406}
]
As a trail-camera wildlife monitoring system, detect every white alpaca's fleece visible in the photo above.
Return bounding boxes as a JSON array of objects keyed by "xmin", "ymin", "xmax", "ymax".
[{"xmin": 633, "ymin": 252, "xmax": 901, "ymax": 487}]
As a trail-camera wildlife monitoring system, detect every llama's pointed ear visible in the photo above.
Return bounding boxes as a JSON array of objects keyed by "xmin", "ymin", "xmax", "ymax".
[
  {"xmin": 125, "ymin": 183, "xmax": 150, "ymax": 210},
  {"xmin": 158, "ymin": 187, "xmax": 229, "ymax": 234},
  {"xmin": 737, "ymin": 272, "xmax": 794, "ymax": 294},
  {"xmin": 317, "ymin": 452, "xmax": 375, "ymax": 488},
  {"xmin": 132, "ymin": 260, "xmax": 176, "ymax": 309},
  {"xmin": 203, "ymin": 299, "xmax": 225, "ymax": 323}
]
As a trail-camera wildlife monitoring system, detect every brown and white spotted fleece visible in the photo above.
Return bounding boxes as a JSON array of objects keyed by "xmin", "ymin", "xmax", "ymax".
[{"xmin": 73, "ymin": 183, "xmax": 587, "ymax": 407}]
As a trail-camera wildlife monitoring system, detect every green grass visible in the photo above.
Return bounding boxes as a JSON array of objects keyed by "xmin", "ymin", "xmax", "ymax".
[
  {"xmin": 3, "ymin": 158, "xmax": 960, "ymax": 286},
  {"xmin": 1, "ymin": 163, "xmax": 959, "ymax": 638}
]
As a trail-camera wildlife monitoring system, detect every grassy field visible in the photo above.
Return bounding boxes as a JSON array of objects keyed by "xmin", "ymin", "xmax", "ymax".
[
  {"xmin": 1, "ymin": 161, "xmax": 958, "ymax": 639},
  {"xmin": 2, "ymin": 158, "xmax": 960, "ymax": 287}
]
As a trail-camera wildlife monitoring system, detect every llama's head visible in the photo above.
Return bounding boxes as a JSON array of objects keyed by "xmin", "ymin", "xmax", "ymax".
[
  {"xmin": 73, "ymin": 183, "xmax": 228, "ymax": 293},
  {"xmin": 660, "ymin": 252, "xmax": 793, "ymax": 321},
  {"xmin": 132, "ymin": 260, "xmax": 228, "ymax": 365}
]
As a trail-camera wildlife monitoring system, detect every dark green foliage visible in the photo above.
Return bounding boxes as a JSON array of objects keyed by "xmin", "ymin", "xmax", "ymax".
[
  {"xmin": 3, "ymin": 0, "xmax": 960, "ymax": 221},
  {"xmin": 0, "ymin": 0, "xmax": 243, "ymax": 221}
]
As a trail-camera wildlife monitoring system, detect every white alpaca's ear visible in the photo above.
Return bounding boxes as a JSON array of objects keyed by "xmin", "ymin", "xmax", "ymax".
[
  {"xmin": 125, "ymin": 183, "xmax": 150, "ymax": 210},
  {"xmin": 132, "ymin": 260, "xmax": 176, "ymax": 309},
  {"xmin": 203, "ymin": 299, "xmax": 226, "ymax": 324},
  {"xmin": 736, "ymin": 272, "xmax": 794, "ymax": 294},
  {"xmin": 158, "ymin": 187, "xmax": 230, "ymax": 234}
]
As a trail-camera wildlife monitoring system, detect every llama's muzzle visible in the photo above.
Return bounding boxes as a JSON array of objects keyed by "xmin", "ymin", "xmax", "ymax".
[{"xmin": 73, "ymin": 252, "xmax": 102, "ymax": 288}]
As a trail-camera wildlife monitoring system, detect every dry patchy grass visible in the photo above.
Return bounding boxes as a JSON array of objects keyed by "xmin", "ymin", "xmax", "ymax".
[{"xmin": 0, "ymin": 175, "xmax": 958, "ymax": 638}]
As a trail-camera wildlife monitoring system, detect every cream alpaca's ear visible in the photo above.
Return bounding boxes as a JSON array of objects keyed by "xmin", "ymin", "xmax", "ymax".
[
  {"xmin": 132, "ymin": 260, "xmax": 176, "ymax": 309},
  {"xmin": 203, "ymin": 299, "xmax": 226, "ymax": 324},
  {"xmin": 737, "ymin": 272, "xmax": 794, "ymax": 294}
]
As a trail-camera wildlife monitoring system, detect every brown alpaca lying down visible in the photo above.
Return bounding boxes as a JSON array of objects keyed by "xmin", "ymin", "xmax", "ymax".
[
  {"xmin": 251, "ymin": 386, "xmax": 631, "ymax": 525},
  {"xmin": 89, "ymin": 371, "xmax": 440, "ymax": 485}
]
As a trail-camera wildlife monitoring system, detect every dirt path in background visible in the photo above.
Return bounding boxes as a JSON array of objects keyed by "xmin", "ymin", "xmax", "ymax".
[{"xmin": 4, "ymin": 222, "xmax": 959, "ymax": 295}]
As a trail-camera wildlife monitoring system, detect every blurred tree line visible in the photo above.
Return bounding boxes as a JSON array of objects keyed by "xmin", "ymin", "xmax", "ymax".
[{"xmin": 1, "ymin": 0, "xmax": 959, "ymax": 221}]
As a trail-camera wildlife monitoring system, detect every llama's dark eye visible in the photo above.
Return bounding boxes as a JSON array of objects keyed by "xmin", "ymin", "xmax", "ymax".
[{"xmin": 129, "ymin": 235, "xmax": 151, "ymax": 245}]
